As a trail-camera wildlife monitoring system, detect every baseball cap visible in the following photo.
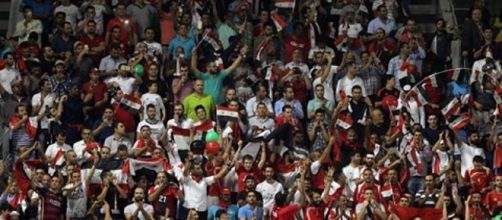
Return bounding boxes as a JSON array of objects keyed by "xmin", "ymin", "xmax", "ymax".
[
  {"xmin": 55, "ymin": 60, "xmax": 65, "ymax": 66},
  {"xmin": 74, "ymin": 41, "xmax": 84, "ymax": 50}
]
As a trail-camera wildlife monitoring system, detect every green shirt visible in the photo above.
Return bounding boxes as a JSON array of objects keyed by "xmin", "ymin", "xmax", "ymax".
[
  {"xmin": 197, "ymin": 70, "xmax": 228, "ymax": 105},
  {"xmin": 183, "ymin": 93, "xmax": 214, "ymax": 122}
]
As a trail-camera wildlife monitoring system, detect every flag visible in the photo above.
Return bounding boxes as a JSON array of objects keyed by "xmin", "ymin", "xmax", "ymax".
[
  {"xmin": 120, "ymin": 94, "xmax": 142, "ymax": 113},
  {"xmin": 216, "ymin": 106, "xmax": 239, "ymax": 121},
  {"xmin": 390, "ymin": 204, "xmax": 443, "ymax": 220},
  {"xmin": 214, "ymin": 57, "xmax": 224, "ymax": 71},
  {"xmin": 255, "ymin": 38, "xmax": 271, "ymax": 61},
  {"xmin": 171, "ymin": 126, "xmax": 191, "ymax": 150},
  {"xmin": 240, "ymin": 142, "xmax": 261, "ymax": 160},
  {"xmin": 390, "ymin": 113, "xmax": 405, "ymax": 137},
  {"xmin": 407, "ymin": 88, "xmax": 428, "ymax": 107},
  {"xmin": 126, "ymin": 158, "xmax": 172, "ymax": 176},
  {"xmin": 193, "ymin": 120, "xmax": 215, "ymax": 133},
  {"xmin": 339, "ymin": 89, "xmax": 348, "ymax": 101},
  {"xmin": 9, "ymin": 116, "xmax": 38, "ymax": 141},
  {"xmin": 449, "ymin": 114, "xmax": 471, "ymax": 131},
  {"xmin": 14, "ymin": 159, "xmax": 43, "ymax": 193},
  {"xmin": 406, "ymin": 146, "xmax": 424, "ymax": 174},
  {"xmin": 80, "ymin": 160, "xmax": 130, "ymax": 196},
  {"xmin": 274, "ymin": 0, "xmax": 295, "ymax": 8},
  {"xmin": 495, "ymin": 84, "xmax": 502, "ymax": 104},
  {"xmin": 336, "ymin": 114, "xmax": 353, "ymax": 130},
  {"xmin": 422, "ymin": 74, "xmax": 438, "ymax": 88},
  {"xmin": 204, "ymin": 31, "xmax": 223, "ymax": 52},
  {"xmin": 271, "ymin": 12, "xmax": 287, "ymax": 32},
  {"xmin": 441, "ymin": 98, "xmax": 461, "ymax": 119}
]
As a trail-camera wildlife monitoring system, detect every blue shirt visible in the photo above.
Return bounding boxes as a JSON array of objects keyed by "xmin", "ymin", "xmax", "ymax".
[
  {"xmin": 208, "ymin": 204, "xmax": 239, "ymax": 220},
  {"xmin": 274, "ymin": 99, "xmax": 304, "ymax": 119},
  {"xmin": 238, "ymin": 205, "xmax": 263, "ymax": 220},
  {"xmin": 197, "ymin": 70, "xmax": 229, "ymax": 105},
  {"xmin": 367, "ymin": 17, "xmax": 395, "ymax": 35},
  {"xmin": 167, "ymin": 35, "xmax": 195, "ymax": 60}
]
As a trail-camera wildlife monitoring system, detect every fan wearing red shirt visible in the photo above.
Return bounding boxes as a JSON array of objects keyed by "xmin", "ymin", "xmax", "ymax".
[
  {"xmin": 105, "ymin": 3, "xmax": 138, "ymax": 48},
  {"xmin": 133, "ymin": 125, "xmax": 162, "ymax": 158},
  {"xmin": 463, "ymin": 156, "xmax": 493, "ymax": 194},
  {"xmin": 304, "ymin": 170, "xmax": 333, "ymax": 220},
  {"xmin": 353, "ymin": 168, "xmax": 382, "ymax": 205},
  {"xmin": 270, "ymin": 167, "xmax": 307, "ymax": 220},
  {"xmin": 466, "ymin": 192, "xmax": 490, "ymax": 220},
  {"xmin": 284, "ymin": 23, "xmax": 309, "ymax": 63},
  {"xmin": 147, "ymin": 171, "xmax": 182, "ymax": 219},
  {"xmin": 82, "ymin": 68, "xmax": 108, "ymax": 116},
  {"xmin": 79, "ymin": 20, "xmax": 105, "ymax": 66},
  {"xmin": 485, "ymin": 175, "xmax": 502, "ymax": 215},
  {"xmin": 110, "ymin": 89, "xmax": 136, "ymax": 134},
  {"xmin": 309, "ymin": 138, "xmax": 334, "ymax": 190},
  {"xmin": 235, "ymin": 142, "xmax": 266, "ymax": 192}
]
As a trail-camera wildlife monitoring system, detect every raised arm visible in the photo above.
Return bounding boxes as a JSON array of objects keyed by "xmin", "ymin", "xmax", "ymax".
[
  {"xmin": 224, "ymin": 45, "xmax": 248, "ymax": 74},
  {"xmin": 257, "ymin": 141, "xmax": 267, "ymax": 169},
  {"xmin": 317, "ymin": 137, "xmax": 334, "ymax": 164}
]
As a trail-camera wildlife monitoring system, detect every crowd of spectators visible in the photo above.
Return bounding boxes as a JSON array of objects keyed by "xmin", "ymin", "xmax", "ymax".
[{"xmin": 1, "ymin": 0, "xmax": 502, "ymax": 219}]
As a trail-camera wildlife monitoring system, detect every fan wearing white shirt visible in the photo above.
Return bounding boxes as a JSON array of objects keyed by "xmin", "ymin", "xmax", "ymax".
[
  {"xmin": 137, "ymin": 104, "xmax": 167, "ymax": 143},
  {"xmin": 105, "ymin": 63, "xmax": 143, "ymax": 95},
  {"xmin": 140, "ymin": 82, "xmax": 165, "ymax": 121},
  {"xmin": 72, "ymin": 128, "xmax": 101, "ymax": 161},
  {"xmin": 182, "ymin": 153, "xmax": 230, "ymax": 216},
  {"xmin": 45, "ymin": 132, "xmax": 72, "ymax": 163},
  {"xmin": 256, "ymin": 166, "xmax": 284, "ymax": 212},
  {"xmin": 335, "ymin": 62, "xmax": 367, "ymax": 102},
  {"xmin": 312, "ymin": 52, "xmax": 337, "ymax": 104},
  {"xmin": 124, "ymin": 187, "xmax": 155, "ymax": 220}
]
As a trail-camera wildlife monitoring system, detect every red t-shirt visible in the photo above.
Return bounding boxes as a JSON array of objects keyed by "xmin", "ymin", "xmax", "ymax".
[
  {"xmin": 484, "ymin": 190, "xmax": 502, "ymax": 213},
  {"xmin": 271, "ymin": 204, "xmax": 300, "ymax": 220},
  {"xmin": 304, "ymin": 202, "xmax": 327, "ymax": 220},
  {"xmin": 81, "ymin": 81, "xmax": 107, "ymax": 113},
  {"xmin": 464, "ymin": 167, "xmax": 493, "ymax": 193},
  {"xmin": 236, "ymin": 165, "xmax": 262, "ymax": 192},
  {"xmin": 147, "ymin": 185, "xmax": 178, "ymax": 217},
  {"xmin": 205, "ymin": 162, "xmax": 223, "ymax": 197},
  {"xmin": 111, "ymin": 102, "xmax": 135, "ymax": 132},
  {"xmin": 284, "ymin": 35, "xmax": 308, "ymax": 63},
  {"xmin": 79, "ymin": 34, "xmax": 105, "ymax": 66},
  {"xmin": 106, "ymin": 18, "xmax": 137, "ymax": 45}
]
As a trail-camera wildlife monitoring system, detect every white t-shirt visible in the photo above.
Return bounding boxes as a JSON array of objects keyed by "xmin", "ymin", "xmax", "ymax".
[
  {"xmin": 182, "ymin": 175, "xmax": 215, "ymax": 211},
  {"xmin": 64, "ymin": 183, "xmax": 88, "ymax": 218},
  {"xmin": 123, "ymin": 202, "xmax": 154, "ymax": 220},
  {"xmin": 256, "ymin": 180, "xmax": 284, "ymax": 211},
  {"xmin": 106, "ymin": 76, "xmax": 136, "ymax": 94},
  {"xmin": 54, "ymin": 4, "xmax": 82, "ymax": 31},
  {"xmin": 312, "ymin": 65, "xmax": 337, "ymax": 104},
  {"xmin": 45, "ymin": 143, "xmax": 72, "ymax": 161},
  {"xmin": 31, "ymin": 92, "xmax": 56, "ymax": 129},
  {"xmin": 136, "ymin": 119, "xmax": 166, "ymax": 141},
  {"xmin": 0, "ymin": 68, "xmax": 20, "ymax": 94},
  {"xmin": 140, "ymin": 93, "xmax": 164, "ymax": 120},
  {"xmin": 343, "ymin": 164, "xmax": 361, "ymax": 193}
]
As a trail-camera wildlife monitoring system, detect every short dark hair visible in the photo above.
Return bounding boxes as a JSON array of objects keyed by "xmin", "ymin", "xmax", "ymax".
[{"xmin": 194, "ymin": 105, "xmax": 205, "ymax": 113}]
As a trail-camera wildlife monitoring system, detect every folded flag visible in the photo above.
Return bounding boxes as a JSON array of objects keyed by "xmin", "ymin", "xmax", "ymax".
[
  {"xmin": 336, "ymin": 114, "xmax": 353, "ymax": 130},
  {"xmin": 271, "ymin": 12, "xmax": 287, "ymax": 32},
  {"xmin": 449, "ymin": 114, "xmax": 471, "ymax": 132},
  {"xmin": 171, "ymin": 126, "xmax": 191, "ymax": 150},
  {"xmin": 390, "ymin": 204, "xmax": 443, "ymax": 220},
  {"xmin": 275, "ymin": 0, "xmax": 295, "ymax": 8},
  {"xmin": 120, "ymin": 94, "xmax": 142, "ymax": 113},
  {"xmin": 441, "ymin": 98, "xmax": 461, "ymax": 119}
]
